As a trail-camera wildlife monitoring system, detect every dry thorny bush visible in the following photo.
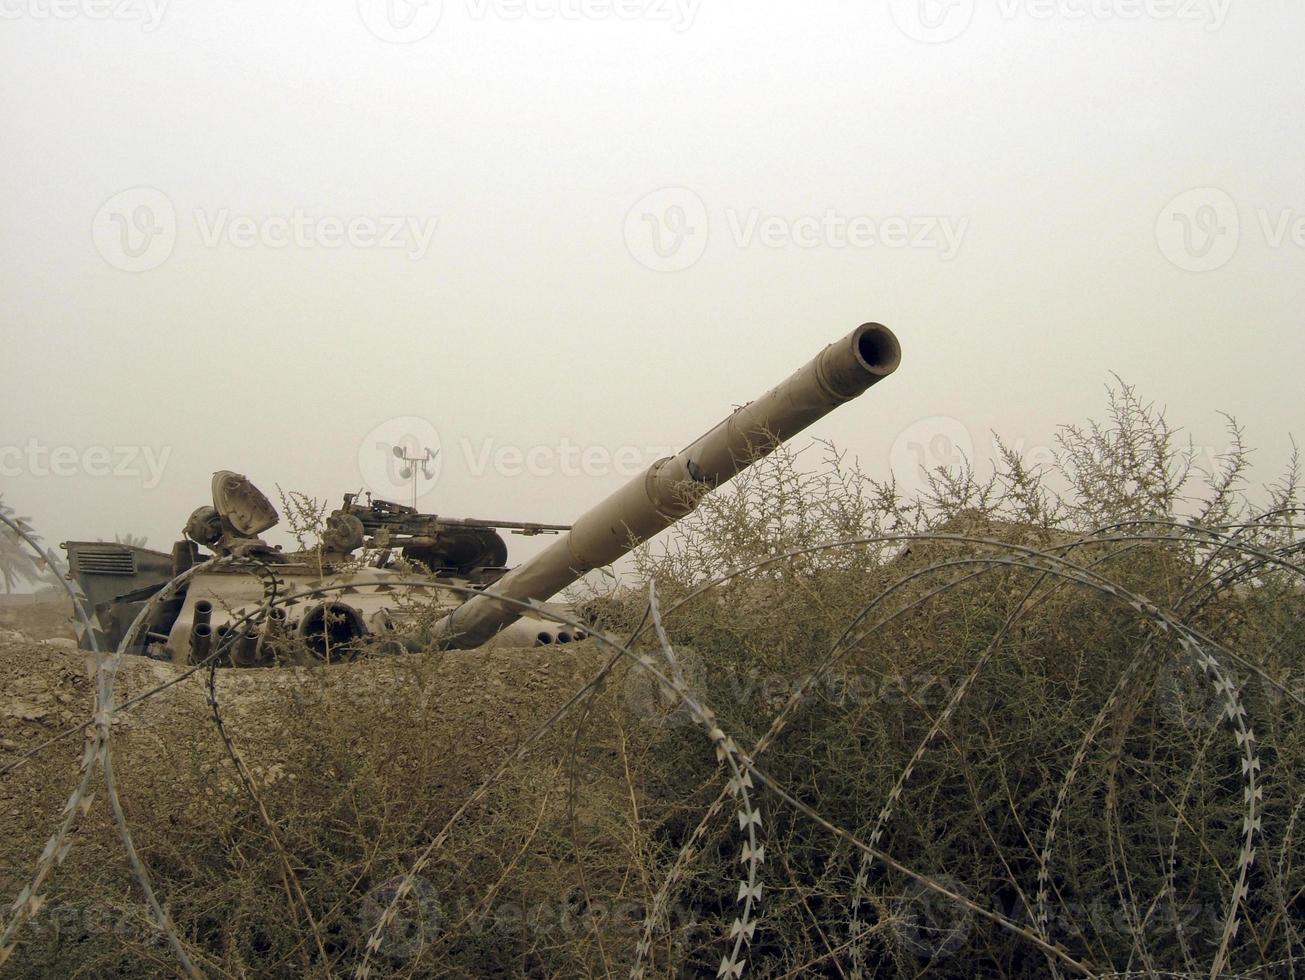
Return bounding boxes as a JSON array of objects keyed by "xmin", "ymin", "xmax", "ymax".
[{"xmin": 5, "ymin": 379, "xmax": 1303, "ymax": 978}]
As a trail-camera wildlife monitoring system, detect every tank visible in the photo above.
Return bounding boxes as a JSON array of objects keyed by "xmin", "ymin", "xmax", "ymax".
[{"xmin": 63, "ymin": 323, "xmax": 901, "ymax": 665}]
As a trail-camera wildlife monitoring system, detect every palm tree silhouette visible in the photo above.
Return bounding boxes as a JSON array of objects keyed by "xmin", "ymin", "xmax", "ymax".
[{"xmin": 0, "ymin": 495, "xmax": 51, "ymax": 594}]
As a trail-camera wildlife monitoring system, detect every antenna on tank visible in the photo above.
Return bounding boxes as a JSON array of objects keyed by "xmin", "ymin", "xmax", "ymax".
[{"xmin": 391, "ymin": 445, "xmax": 438, "ymax": 509}]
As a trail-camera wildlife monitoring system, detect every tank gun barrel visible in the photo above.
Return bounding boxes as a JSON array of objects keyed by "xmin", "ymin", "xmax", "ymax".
[{"xmin": 426, "ymin": 322, "xmax": 902, "ymax": 650}]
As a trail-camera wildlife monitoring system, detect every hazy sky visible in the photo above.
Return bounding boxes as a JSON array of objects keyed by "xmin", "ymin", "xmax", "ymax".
[{"xmin": 2, "ymin": 1, "xmax": 1301, "ymax": 567}]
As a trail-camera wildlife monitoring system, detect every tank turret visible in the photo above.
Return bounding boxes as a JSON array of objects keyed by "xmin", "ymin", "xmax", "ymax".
[{"xmin": 64, "ymin": 322, "xmax": 900, "ymax": 663}]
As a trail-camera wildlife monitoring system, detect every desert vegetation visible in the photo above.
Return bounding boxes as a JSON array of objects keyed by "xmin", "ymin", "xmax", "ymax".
[
  {"xmin": 1, "ymin": 381, "xmax": 1301, "ymax": 978},
  {"xmin": 0, "ymin": 496, "xmax": 62, "ymax": 595}
]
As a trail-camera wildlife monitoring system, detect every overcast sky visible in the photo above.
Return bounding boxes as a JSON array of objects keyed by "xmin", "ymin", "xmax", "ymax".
[{"xmin": 1, "ymin": 0, "xmax": 1301, "ymax": 567}]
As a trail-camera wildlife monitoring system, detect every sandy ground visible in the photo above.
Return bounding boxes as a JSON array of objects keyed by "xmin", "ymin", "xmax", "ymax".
[
  {"xmin": 0, "ymin": 593, "xmax": 77, "ymax": 644},
  {"xmin": 0, "ymin": 622, "xmax": 627, "ymax": 903},
  {"xmin": 0, "ymin": 587, "xmax": 664, "ymax": 979}
]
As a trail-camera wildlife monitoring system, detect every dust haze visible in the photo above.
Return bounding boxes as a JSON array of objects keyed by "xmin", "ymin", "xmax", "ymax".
[{"xmin": 2, "ymin": 2, "xmax": 1301, "ymax": 555}]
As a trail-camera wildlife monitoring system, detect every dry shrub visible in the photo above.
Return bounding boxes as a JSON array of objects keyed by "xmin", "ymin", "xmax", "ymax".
[
  {"xmin": 585, "ymin": 382, "xmax": 1303, "ymax": 977},
  {"xmin": 4, "ymin": 380, "xmax": 1302, "ymax": 978}
]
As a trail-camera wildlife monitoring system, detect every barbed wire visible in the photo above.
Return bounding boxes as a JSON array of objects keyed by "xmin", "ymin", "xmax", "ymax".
[{"xmin": 0, "ymin": 515, "xmax": 1300, "ymax": 977}]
